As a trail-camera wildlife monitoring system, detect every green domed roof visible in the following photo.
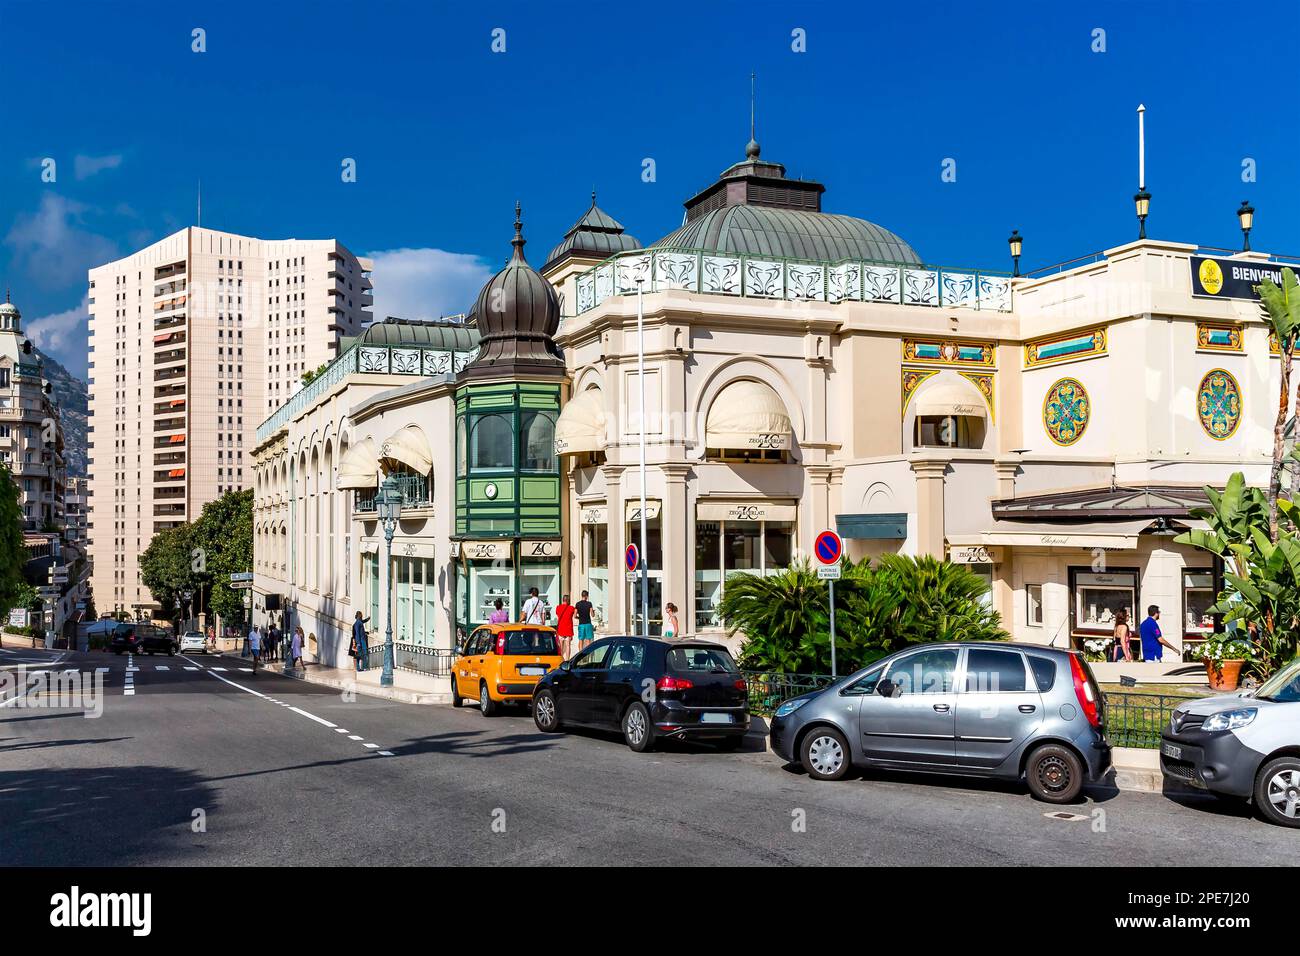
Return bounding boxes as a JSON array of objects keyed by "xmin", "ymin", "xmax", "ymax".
[{"xmin": 652, "ymin": 205, "xmax": 919, "ymax": 264}]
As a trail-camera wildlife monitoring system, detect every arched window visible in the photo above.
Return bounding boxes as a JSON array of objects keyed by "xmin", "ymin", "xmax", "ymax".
[
  {"xmin": 520, "ymin": 411, "xmax": 556, "ymax": 472},
  {"xmin": 470, "ymin": 413, "xmax": 514, "ymax": 470}
]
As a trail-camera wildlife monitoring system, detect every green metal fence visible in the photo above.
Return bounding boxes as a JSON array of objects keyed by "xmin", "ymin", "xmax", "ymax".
[
  {"xmin": 741, "ymin": 672, "xmax": 839, "ymax": 716},
  {"xmin": 1103, "ymin": 692, "xmax": 1195, "ymax": 749}
]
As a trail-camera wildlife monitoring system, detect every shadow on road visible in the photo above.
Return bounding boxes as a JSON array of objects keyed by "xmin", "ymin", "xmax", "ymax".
[{"xmin": 0, "ymin": 764, "xmax": 219, "ymax": 866}]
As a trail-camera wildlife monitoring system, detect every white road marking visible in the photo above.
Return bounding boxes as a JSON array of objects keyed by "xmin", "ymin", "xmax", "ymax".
[
  {"xmin": 239, "ymin": 668, "xmax": 253, "ymax": 673},
  {"xmin": 124, "ymin": 689, "xmax": 135, "ymax": 696},
  {"xmin": 348, "ymin": 735, "xmax": 363, "ymax": 741},
  {"xmin": 288, "ymin": 706, "xmax": 336, "ymax": 728},
  {"xmin": 378, "ymin": 751, "xmax": 394, "ymax": 756},
  {"xmin": 210, "ymin": 667, "xmax": 228, "ymax": 672},
  {"xmin": 184, "ymin": 666, "xmax": 198, "ymax": 671},
  {"xmin": 334, "ymin": 728, "xmax": 348, "ymax": 733},
  {"xmin": 155, "ymin": 666, "xmax": 169, "ymax": 671},
  {"xmin": 363, "ymin": 743, "xmax": 379, "ymax": 749}
]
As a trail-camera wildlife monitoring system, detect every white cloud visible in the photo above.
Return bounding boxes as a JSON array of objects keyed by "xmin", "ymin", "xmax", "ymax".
[
  {"xmin": 365, "ymin": 247, "xmax": 493, "ymax": 324},
  {"xmin": 74, "ymin": 153, "xmax": 124, "ymax": 180},
  {"xmin": 25, "ymin": 295, "xmax": 89, "ymax": 372},
  {"xmin": 4, "ymin": 194, "xmax": 118, "ymax": 290}
]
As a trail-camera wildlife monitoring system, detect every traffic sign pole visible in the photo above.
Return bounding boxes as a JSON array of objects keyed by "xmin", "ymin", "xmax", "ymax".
[
  {"xmin": 829, "ymin": 579, "xmax": 836, "ymax": 678},
  {"xmin": 813, "ymin": 530, "xmax": 844, "ymax": 677}
]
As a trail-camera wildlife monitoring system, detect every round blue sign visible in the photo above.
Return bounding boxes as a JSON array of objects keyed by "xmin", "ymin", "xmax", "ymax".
[
  {"xmin": 814, "ymin": 530, "xmax": 843, "ymax": 565},
  {"xmin": 624, "ymin": 543, "xmax": 640, "ymax": 572}
]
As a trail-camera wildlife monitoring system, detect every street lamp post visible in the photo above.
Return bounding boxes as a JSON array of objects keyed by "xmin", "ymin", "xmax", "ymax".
[
  {"xmin": 1134, "ymin": 189, "xmax": 1151, "ymax": 240},
  {"xmin": 1008, "ymin": 229, "xmax": 1023, "ymax": 278},
  {"xmin": 1237, "ymin": 201, "xmax": 1255, "ymax": 252},
  {"xmin": 635, "ymin": 277, "xmax": 649, "ymax": 638},
  {"xmin": 375, "ymin": 474, "xmax": 403, "ymax": 688}
]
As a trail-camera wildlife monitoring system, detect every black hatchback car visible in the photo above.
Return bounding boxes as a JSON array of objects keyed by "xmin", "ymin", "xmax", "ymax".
[
  {"xmin": 532, "ymin": 637, "xmax": 750, "ymax": 752},
  {"xmin": 110, "ymin": 623, "xmax": 178, "ymax": 656}
]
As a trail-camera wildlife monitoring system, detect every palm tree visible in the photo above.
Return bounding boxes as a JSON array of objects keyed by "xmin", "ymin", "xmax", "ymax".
[{"xmin": 1257, "ymin": 268, "xmax": 1300, "ymax": 540}]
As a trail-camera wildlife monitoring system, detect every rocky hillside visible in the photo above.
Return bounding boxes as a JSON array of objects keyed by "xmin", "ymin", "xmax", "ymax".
[{"xmin": 37, "ymin": 351, "xmax": 88, "ymax": 479}]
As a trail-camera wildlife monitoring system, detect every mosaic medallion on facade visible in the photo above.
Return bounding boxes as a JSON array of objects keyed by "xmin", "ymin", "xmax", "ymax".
[
  {"xmin": 1197, "ymin": 368, "xmax": 1242, "ymax": 440},
  {"xmin": 1024, "ymin": 326, "xmax": 1107, "ymax": 368},
  {"xmin": 1196, "ymin": 323, "xmax": 1244, "ymax": 353},
  {"xmin": 901, "ymin": 368, "xmax": 939, "ymax": 414},
  {"xmin": 959, "ymin": 372, "xmax": 996, "ymax": 422},
  {"xmin": 1042, "ymin": 378, "xmax": 1090, "ymax": 446},
  {"xmin": 902, "ymin": 337, "xmax": 996, "ymax": 367}
]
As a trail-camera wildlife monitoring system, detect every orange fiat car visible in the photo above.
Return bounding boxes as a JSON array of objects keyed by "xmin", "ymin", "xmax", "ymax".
[{"xmin": 450, "ymin": 623, "xmax": 563, "ymax": 716}]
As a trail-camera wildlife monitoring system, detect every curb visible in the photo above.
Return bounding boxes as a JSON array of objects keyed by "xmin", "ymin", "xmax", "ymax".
[{"xmin": 264, "ymin": 660, "xmax": 450, "ymax": 705}]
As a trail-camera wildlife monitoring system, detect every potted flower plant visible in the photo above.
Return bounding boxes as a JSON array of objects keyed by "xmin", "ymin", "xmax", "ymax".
[{"xmin": 1193, "ymin": 633, "xmax": 1254, "ymax": 691}]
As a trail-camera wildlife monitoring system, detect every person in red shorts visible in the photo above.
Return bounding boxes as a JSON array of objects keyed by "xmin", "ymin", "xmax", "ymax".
[{"xmin": 554, "ymin": 593, "xmax": 576, "ymax": 659}]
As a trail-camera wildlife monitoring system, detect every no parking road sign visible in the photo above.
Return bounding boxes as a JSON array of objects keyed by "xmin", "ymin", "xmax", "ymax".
[
  {"xmin": 814, "ymin": 529, "xmax": 843, "ymax": 676},
  {"xmin": 624, "ymin": 543, "xmax": 640, "ymax": 573}
]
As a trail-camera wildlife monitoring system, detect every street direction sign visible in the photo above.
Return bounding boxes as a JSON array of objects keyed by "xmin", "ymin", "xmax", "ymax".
[
  {"xmin": 814, "ymin": 529, "xmax": 843, "ymax": 566},
  {"xmin": 817, "ymin": 565, "xmax": 842, "ymax": 580},
  {"xmin": 624, "ymin": 543, "xmax": 640, "ymax": 573},
  {"xmin": 229, "ymin": 572, "xmax": 254, "ymax": 583}
]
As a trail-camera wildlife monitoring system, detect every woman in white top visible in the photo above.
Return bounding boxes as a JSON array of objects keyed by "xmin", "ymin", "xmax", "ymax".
[{"xmin": 663, "ymin": 603, "xmax": 680, "ymax": 640}]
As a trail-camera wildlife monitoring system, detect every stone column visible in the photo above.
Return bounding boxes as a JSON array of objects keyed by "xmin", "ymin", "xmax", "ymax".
[
  {"xmin": 993, "ymin": 459, "xmax": 1020, "ymax": 501},
  {"xmin": 910, "ymin": 458, "xmax": 948, "ymax": 558},
  {"xmin": 805, "ymin": 465, "xmax": 834, "ymax": 552},
  {"xmin": 602, "ymin": 463, "xmax": 626, "ymax": 634},
  {"xmin": 661, "ymin": 462, "xmax": 691, "ymax": 634}
]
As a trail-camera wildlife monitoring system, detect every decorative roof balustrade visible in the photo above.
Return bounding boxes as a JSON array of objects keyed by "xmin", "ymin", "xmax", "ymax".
[
  {"xmin": 256, "ymin": 341, "xmax": 478, "ymax": 445},
  {"xmin": 574, "ymin": 247, "xmax": 1012, "ymax": 315}
]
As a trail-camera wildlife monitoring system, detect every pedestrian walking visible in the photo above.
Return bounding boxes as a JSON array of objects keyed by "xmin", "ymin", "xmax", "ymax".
[
  {"xmin": 249, "ymin": 626, "xmax": 262, "ymax": 672},
  {"xmin": 521, "ymin": 587, "xmax": 547, "ymax": 625},
  {"xmin": 1110, "ymin": 610, "xmax": 1135, "ymax": 662},
  {"xmin": 267, "ymin": 623, "xmax": 280, "ymax": 662},
  {"xmin": 290, "ymin": 625, "xmax": 303, "ymax": 668},
  {"xmin": 555, "ymin": 593, "xmax": 576, "ymax": 658},
  {"xmin": 350, "ymin": 611, "xmax": 370, "ymax": 672},
  {"xmin": 488, "ymin": 598, "xmax": 509, "ymax": 625},
  {"xmin": 574, "ymin": 590, "xmax": 595, "ymax": 649},
  {"xmin": 1140, "ymin": 605, "xmax": 1177, "ymax": 662},
  {"xmin": 663, "ymin": 602, "xmax": 680, "ymax": 640}
]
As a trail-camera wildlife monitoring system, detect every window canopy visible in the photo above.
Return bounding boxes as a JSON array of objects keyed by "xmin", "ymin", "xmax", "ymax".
[
  {"xmin": 337, "ymin": 438, "xmax": 379, "ymax": 490},
  {"xmin": 705, "ymin": 380, "xmax": 792, "ymax": 450},
  {"xmin": 380, "ymin": 425, "xmax": 433, "ymax": 475},
  {"xmin": 555, "ymin": 388, "xmax": 607, "ymax": 455},
  {"xmin": 914, "ymin": 381, "xmax": 987, "ymax": 419}
]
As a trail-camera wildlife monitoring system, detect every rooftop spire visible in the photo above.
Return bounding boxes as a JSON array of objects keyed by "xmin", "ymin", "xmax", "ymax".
[
  {"xmin": 511, "ymin": 201, "xmax": 526, "ymax": 261},
  {"xmin": 746, "ymin": 71, "xmax": 760, "ymax": 160}
]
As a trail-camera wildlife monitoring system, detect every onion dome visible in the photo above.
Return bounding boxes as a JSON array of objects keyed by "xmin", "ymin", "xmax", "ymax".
[
  {"xmin": 0, "ymin": 288, "xmax": 20, "ymax": 333},
  {"xmin": 460, "ymin": 204, "xmax": 565, "ymax": 381},
  {"xmin": 542, "ymin": 191, "xmax": 641, "ymax": 274}
]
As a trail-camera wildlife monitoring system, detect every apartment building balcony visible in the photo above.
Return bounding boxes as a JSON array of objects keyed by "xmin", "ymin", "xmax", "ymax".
[
  {"xmin": 154, "ymin": 382, "xmax": 186, "ymax": 399},
  {"xmin": 154, "ymin": 433, "xmax": 186, "ymax": 449},
  {"xmin": 154, "ymin": 261, "xmax": 186, "ymax": 281},
  {"xmin": 154, "ymin": 416, "xmax": 186, "ymax": 432},
  {"xmin": 154, "ymin": 366, "xmax": 186, "ymax": 382},
  {"xmin": 153, "ymin": 450, "xmax": 185, "ymax": 466},
  {"xmin": 153, "ymin": 330, "xmax": 186, "ymax": 347},
  {"xmin": 153, "ymin": 398, "xmax": 186, "ymax": 415},
  {"xmin": 153, "ymin": 467, "xmax": 186, "ymax": 483},
  {"xmin": 154, "ymin": 314, "xmax": 186, "ymax": 332},
  {"xmin": 153, "ymin": 503, "xmax": 186, "ymax": 518},
  {"xmin": 154, "ymin": 485, "xmax": 185, "ymax": 499},
  {"xmin": 154, "ymin": 348, "xmax": 186, "ymax": 366},
  {"xmin": 153, "ymin": 296, "xmax": 187, "ymax": 315},
  {"xmin": 154, "ymin": 279, "xmax": 187, "ymax": 297}
]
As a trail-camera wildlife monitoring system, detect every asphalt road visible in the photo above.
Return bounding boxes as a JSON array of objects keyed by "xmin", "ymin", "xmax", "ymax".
[{"xmin": 0, "ymin": 644, "xmax": 1292, "ymax": 866}]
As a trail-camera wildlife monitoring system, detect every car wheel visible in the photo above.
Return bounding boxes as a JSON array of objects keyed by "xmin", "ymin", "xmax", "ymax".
[
  {"xmin": 801, "ymin": 727, "xmax": 850, "ymax": 781},
  {"xmin": 1254, "ymin": 757, "xmax": 1300, "ymax": 828},
  {"xmin": 533, "ymin": 690, "xmax": 561, "ymax": 733},
  {"xmin": 622, "ymin": 702, "xmax": 654, "ymax": 752},
  {"xmin": 449, "ymin": 674, "xmax": 463, "ymax": 708},
  {"xmin": 479, "ymin": 683, "xmax": 497, "ymax": 717},
  {"xmin": 1026, "ymin": 744, "xmax": 1085, "ymax": 803}
]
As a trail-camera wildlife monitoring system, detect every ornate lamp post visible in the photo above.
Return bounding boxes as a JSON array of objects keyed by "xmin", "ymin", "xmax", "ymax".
[
  {"xmin": 375, "ymin": 474, "xmax": 403, "ymax": 688},
  {"xmin": 1008, "ymin": 229, "xmax": 1023, "ymax": 278},
  {"xmin": 1134, "ymin": 188, "xmax": 1151, "ymax": 240},
  {"xmin": 1237, "ymin": 201, "xmax": 1255, "ymax": 252}
]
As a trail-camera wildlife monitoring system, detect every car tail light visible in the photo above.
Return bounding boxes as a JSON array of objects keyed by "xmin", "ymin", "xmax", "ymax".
[
  {"xmin": 656, "ymin": 676, "xmax": 694, "ymax": 691},
  {"xmin": 1069, "ymin": 653, "xmax": 1102, "ymax": 729},
  {"xmin": 495, "ymin": 634, "xmax": 506, "ymax": 655},
  {"xmin": 734, "ymin": 678, "xmax": 747, "ymax": 692},
  {"xmin": 497, "ymin": 685, "xmax": 508, "ymax": 695}
]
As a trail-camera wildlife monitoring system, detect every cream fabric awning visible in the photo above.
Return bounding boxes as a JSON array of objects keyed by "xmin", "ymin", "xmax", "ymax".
[
  {"xmin": 380, "ymin": 424, "xmax": 432, "ymax": 475},
  {"xmin": 337, "ymin": 439, "xmax": 379, "ymax": 490},
  {"xmin": 915, "ymin": 382, "xmax": 987, "ymax": 418},
  {"xmin": 697, "ymin": 500, "xmax": 797, "ymax": 522},
  {"xmin": 705, "ymin": 380, "xmax": 792, "ymax": 450},
  {"xmin": 555, "ymin": 389, "xmax": 607, "ymax": 455},
  {"xmin": 947, "ymin": 518, "xmax": 1155, "ymax": 550}
]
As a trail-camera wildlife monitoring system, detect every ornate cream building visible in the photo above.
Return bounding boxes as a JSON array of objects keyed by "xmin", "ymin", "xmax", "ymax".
[{"xmin": 252, "ymin": 139, "xmax": 1292, "ymax": 669}]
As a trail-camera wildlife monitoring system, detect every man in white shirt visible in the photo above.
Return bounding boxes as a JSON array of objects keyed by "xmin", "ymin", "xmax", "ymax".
[{"xmin": 520, "ymin": 587, "xmax": 547, "ymax": 625}]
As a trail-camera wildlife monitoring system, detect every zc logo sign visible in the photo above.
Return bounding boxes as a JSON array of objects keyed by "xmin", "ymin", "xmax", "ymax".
[
  {"xmin": 748, "ymin": 433, "xmax": 785, "ymax": 449},
  {"xmin": 727, "ymin": 506, "xmax": 763, "ymax": 521}
]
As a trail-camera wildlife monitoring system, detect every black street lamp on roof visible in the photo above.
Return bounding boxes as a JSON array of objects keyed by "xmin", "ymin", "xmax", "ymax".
[
  {"xmin": 1008, "ymin": 230, "xmax": 1023, "ymax": 277},
  {"xmin": 1134, "ymin": 188, "xmax": 1151, "ymax": 240},
  {"xmin": 1237, "ymin": 200, "xmax": 1255, "ymax": 252}
]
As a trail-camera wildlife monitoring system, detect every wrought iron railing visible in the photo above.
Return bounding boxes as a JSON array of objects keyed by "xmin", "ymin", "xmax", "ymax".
[
  {"xmin": 1103, "ymin": 691, "xmax": 1196, "ymax": 749},
  {"xmin": 356, "ymin": 640, "xmax": 455, "ymax": 677},
  {"xmin": 741, "ymin": 671, "xmax": 840, "ymax": 715},
  {"xmin": 354, "ymin": 473, "xmax": 431, "ymax": 512},
  {"xmin": 574, "ymin": 247, "xmax": 1012, "ymax": 316}
]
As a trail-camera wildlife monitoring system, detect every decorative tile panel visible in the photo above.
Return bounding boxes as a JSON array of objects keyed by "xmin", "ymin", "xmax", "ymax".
[
  {"xmin": 616, "ymin": 253, "xmax": 651, "ymax": 294},
  {"xmin": 1197, "ymin": 369, "xmax": 1242, "ymax": 440},
  {"xmin": 358, "ymin": 347, "xmax": 389, "ymax": 373},
  {"xmin": 422, "ymin": 350, "xmax": 453, "ymax": 375},
  {"xmin": 594, "ymin": 264, "xmax": 614, "ymax": 304},
  {"xmin": 903, "ymin": 268, "xmax": 939, "ymax": 306},
  {"xmin": 576, "ymin": 274, "xmax": 594, "ymax": 313},
  {"xmin": 744, "ymin": 259, "xmax": 784, "ymax": 298},
  {"xmin": 901, "ymin": 368, "xmax": 939, "ymax": 415},
  {"xmin": 1024, "ymin": 326, "xmax": 1108, "ymax": 368},
  {"xmin": 701, "ymin": 255, "xmax": 741, "ymax": 295},
  {"xmin": 862, "ymin": 266, "xmax": 902, "ymax": 303},
  {"xmin": 1196, "ymin": 323, "xmax": 1244, "ymax": 353},
  {"xmin": 1043, "ymin": 378, "xmax": 1090, "ymax": 446},
  {"xmin": 959, "ymin": 372, "xmax": 996, "ymax": 423},
  {"xmin": 940, "ymin": 271, "xmax": 978, "ymax": 308},
  {"xmin": 652, "ymin": 252, "xmax": 698, "ymax": 292},
  {"xmin": 902, "ymin": 337, "xmax": 996, "ymax": 368},
  {"xmin": 390, "ymin": 348, "xmax": 421, "ymax": 374},
  {"xmin": 828, "ymin": 263, "xmax": 861, "ymax": 302},
  {"xmin": 785, "ymin": 264, "xmax": 826, "ymax": 301},
  {"xmin": 979, "ymin": 275, "xmax": 1011, "ymax": 312}
]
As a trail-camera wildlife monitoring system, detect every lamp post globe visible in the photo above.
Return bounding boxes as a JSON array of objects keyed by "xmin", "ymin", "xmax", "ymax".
[
  {"xmin": 376, "ymin": 475, "xmax": 403, "ymax": 688},
  {"xmin": 1134, "ymin": 189, "xmax": 1151, "ymax": 240},
  {"xmin": 1008, "ymin": 229, "xmax": 1023, "ymax": 278}
]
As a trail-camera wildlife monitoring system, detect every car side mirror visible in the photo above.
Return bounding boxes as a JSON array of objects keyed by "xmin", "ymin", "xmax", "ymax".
[
  {"xmin": 560, "ymin": 660, "xmax": 573, "ymax": 672},
  {"xmin": 877, "ymin": 679, "xmax": 900, "ymax": 698}
]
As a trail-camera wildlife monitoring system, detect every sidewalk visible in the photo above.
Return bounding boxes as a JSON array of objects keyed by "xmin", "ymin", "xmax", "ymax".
[{"xmin": 231, "ymin": 653, "xmax": 451, "ymax": 705}]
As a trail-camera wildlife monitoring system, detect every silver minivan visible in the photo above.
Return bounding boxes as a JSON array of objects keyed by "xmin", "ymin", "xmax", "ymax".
[{"xmin": 768, "ymin": 642, "xmax": 1112, "ymax": 803}]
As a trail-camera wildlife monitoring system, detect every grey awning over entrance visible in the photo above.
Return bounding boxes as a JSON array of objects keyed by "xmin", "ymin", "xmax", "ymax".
[{"xmin": 991, "ymin": 484, "xmax": 1213, "ymax": 521}]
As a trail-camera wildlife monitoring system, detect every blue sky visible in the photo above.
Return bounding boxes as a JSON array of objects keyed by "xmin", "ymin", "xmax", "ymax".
[{"xmin": 2, "ymin": 0, "xmax": 1297, "ymax": 378}]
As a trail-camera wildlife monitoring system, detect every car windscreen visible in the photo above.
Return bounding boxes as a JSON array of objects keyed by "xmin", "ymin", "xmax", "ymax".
[
  {"xmin": 668, "ymin": 646, "xmax": 739, "ymax": 674},
  {"xmin": 1255, "ymin": 658, "xmax": 1300, "ymax": 703},
  {"xmin": 503, "ymin": 630, "xmax": 558, "ymax": 655}
]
